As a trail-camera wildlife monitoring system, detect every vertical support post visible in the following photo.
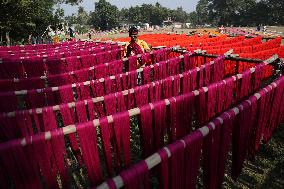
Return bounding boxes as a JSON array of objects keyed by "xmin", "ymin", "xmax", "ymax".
[{"xmin": 235, "ymin": 60, "xmax": 240, "ymax": 74}]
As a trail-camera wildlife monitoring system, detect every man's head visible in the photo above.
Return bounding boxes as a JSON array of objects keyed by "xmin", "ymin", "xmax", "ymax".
[{"xmin": 129, "ymin": 26, "xmax": 138, "ymax": 42}]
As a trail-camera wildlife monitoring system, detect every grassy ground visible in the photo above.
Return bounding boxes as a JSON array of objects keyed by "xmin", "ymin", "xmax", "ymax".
[
  {"xmin": 223, "ymin": 124, "xmax": 284, "ymax": 189},
  {"xmin": 128, "ymin": 119, "xmax": 284, "ymax": 189},
  {"xmin": 119, "ymin": 117, "xmax": 284, "ymax": 189},
  {"xmin": 68, "ymin": 120, "xmax": 283, "ymax": 188}
]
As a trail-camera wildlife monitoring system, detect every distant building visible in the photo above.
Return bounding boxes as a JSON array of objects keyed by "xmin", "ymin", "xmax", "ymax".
[
  {"xmin": 163, "ymin": 17, "xmax": 173, "ymax": 27},
  {"xmin": 185, "ymin": 23, "xmax": 191, "ymax": 28},
  {"xmin": 163, "ymin": 17, "xmax": 185, "ymax": 29},
  {"xmin": 139, "ymin": 23, "xmax": 150, "ymax": 30},
  {"xmin": 173, "ymin": 22, "xmax": 183, "ymax": 29}
]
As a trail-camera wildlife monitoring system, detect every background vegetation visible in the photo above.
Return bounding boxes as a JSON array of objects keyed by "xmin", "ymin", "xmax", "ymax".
[{"xmin": 1, "ymin": 0, "xmax": 283, "ymax": 44}]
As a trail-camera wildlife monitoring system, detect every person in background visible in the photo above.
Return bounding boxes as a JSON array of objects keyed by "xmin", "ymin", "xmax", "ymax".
[
  {"xmin": 58, "ymin": 30, "xmax": 66, "ymax": 42},
  {"xmin": 219, "ymin": 25, "xmax": 225, "ymax": 34},
  {"xmin": 28, "ymin": 33, "xmax": 33, "ymax": 44},
  {"xmin": 6, "ymin": 32, "xmax": 10, "ymax": 46},
  {"xmin": 52, "ymin": 30, "xmax": 59, "ymax": 44},
  {"xmin": 36, "ymin": 36, "xmax": 43, "ymax": 44},
  {"xmin": 29, "ymin": 32, "xmax": 37, "ymax": 44},
  {"xmin": 125, "ymin": 26, "xmax": 150, "ymax": 58},
  {"xmin": 59, "ymin": 30, "xmax": 66, "ymax": 42},
  {"xmin": 68, "ymin": 26, "xmax": 74, "ymax": 38},
  {"xmin": 263, "ymin": 26, "xmax": 267, "ymax": 32},
  {"xmin": 32, "ymin": 35, "xmax": 37, "ymax": 44},
  {"xmin": 88, "ymin": 31, "xmax": 92, "ymax": 40}
]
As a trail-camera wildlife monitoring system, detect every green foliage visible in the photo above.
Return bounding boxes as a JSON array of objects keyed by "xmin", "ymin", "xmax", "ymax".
[
  {"xmin": 88, "ymin": 1, "xmax": 193, "ymax": 30},
  {"xmin": 76, "ymin": 6, "xmax": 90, "ymax": 25},
  {"xmin": 120, "ymin": 3, "xmax": 191, "ymax": 26},
  {"xmin": 56, "ymin": 0, "xmax": 83, "ymax": 5},
  {"xmin": 87, "ymin": 0, "xmax": 283, "ymax": 28},
  {"xmin": 149, "ymin": 3, "xmax": 169, "ymax": 25},
  {"xmin": 54, "ymin": 7, "xmax": 66, "ymax": 24},
  {"xmin": 0, "ymin": 0, "xmax": 82, "ymax": 45},
  {"xmin": 2, "ymin": 0, "xmax": 283, "ymax": 44},
  {"xmin": 195, "ymin": 0, "xmax": 284, "ymax": 26},
  {"xmin": 196, "ymin": 0, "xmax": 210, "ymax": 25},
  {"xmin": 65, "ymin": 14, "xmax": 77, "ymax": 25},
  {"xmin": 125, "ymin": 6, "xmax": 143, "ymax": 24},
  {"xmin": 74, "ymin": 24, "xmax": 90, "ymax": 34},
  {"xmin": 64, "ymin": 5, "xmax": 91, "ymax": 27},
  {"xmin": 169, "ymin": 7, "xmax": 189, "ymax": 23},
  {"xmin": 188, "ymin": 11, "xmax": 198, "ymax": 26},
  {"xmin": 89, "ymin": 0, "xmax": 120, "ymax": 30}
]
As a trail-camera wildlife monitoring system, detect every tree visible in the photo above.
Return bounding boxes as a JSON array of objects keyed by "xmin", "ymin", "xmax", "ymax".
[
  {"xmin": 196, "ymin": 0, "xmax": 210, "ymax": 25},
  {"xmin": 196, "ymin": 0, "xmax": 284, "ymax": 26},
  {"xmin": 0, "ymin": 0, "xmax": 82, "ymax": 45},
  {"xmin": 230, "ymin": 0, "xmax": 258, "ymax": 26},
  {"xmin": 119, "ymin": 8, "xmax": 130, "ymax": 24},
  {"xmin": 265, "ymin": 0, "xmax": 284, "ymax": 25},
  {"xmin": 118, "ymin": 3, "xmax": 190, "ymax": 26},
  {"xmin": 57, "ymin": 0, "xmax": 83, "ymax": 5},
  {"xmin": 150, "ymin": 3, "xmax": 169, "ymax": 25},
  {"xmin": 188, "ymin": 11, "xmax": 198, "ymax": 26},
  {"xmin": 127, "ymin": 6, "xmax": 143, "ymax": 24},
  {"xmin": 140, "ymin": 4, "xmax": 153, "ymax": 23},
  {"xmin": 89, "ymin": 0, "xmax": 119, "ymax": 30},
  {"xmin": 54, "ymin": 7, "xmax": 65, "ymax": 24},
  {"xmin": 76, "ymin": 6, "xmax": 90, "ymax": 25},
  {"xmin": 169, "ymin": 7, "xmax": 189, "ymax": 23},
  {"xmin": 65, "ymin": 14, "xmax": 77, "ymax": 25}
]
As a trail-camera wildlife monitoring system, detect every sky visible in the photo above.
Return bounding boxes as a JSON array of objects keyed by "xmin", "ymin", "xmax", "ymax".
[{"xmin": 60, "ymin": 0, "xmax": 199, "ymax": 16}]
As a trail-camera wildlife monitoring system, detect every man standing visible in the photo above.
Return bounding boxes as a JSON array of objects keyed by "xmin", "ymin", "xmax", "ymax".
[
  {"xmin": 219, "ymin": 25, "xmax": 225, "ymax": 34},
  {"xmin": 68, "ymin": 26, "xmax": 74, "ymax": 38},
  {"xmin": 28, "ymin": 33, "xmax": 33, "ymax": 44},
  {"xmin": 125, "ymin": 26, "xmax": 150, "ymax": 57},
  {"xmin": 6, "ymin": 32, "xmax": 10, "ymax": 46},
  {"xmin": 88, "ymin": 31, "xmax": 92, "ymax": 40}
]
